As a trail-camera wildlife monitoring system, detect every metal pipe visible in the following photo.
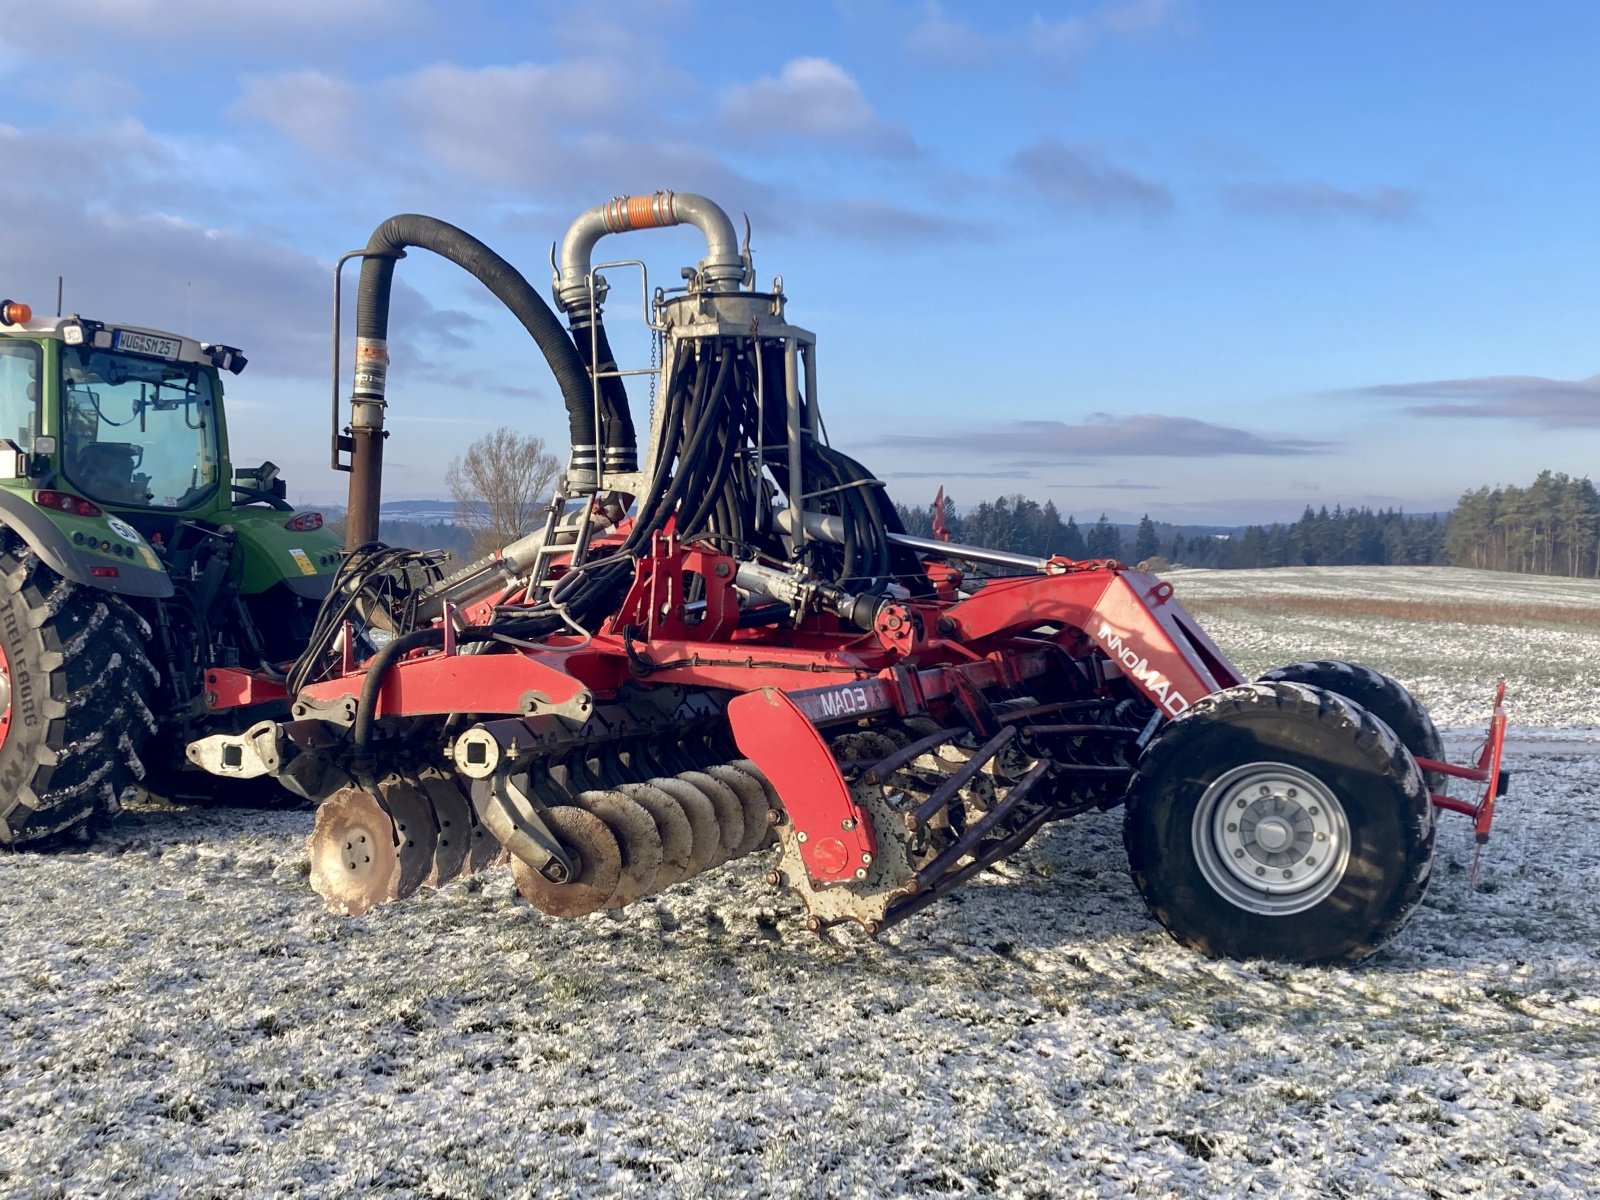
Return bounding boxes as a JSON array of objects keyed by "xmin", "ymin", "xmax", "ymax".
[
  {"xmin": 998, "ymin": 699, "xmax": 1118, "ymax": 723},
  {"xmin": 774, "ymin": 506, "xmax": 843, "ymax": 543},
  {"xmin": 883, "ymin": 805, "xmax": 1054, "ymax": 929},
  {"xmin": 1019, "ymin": 724, "xmax": 1142, "ymax": 738},
  {"xmin": 556, "ymin": 191, "xmax": 743, "ymax": 312},
  {"xmin": 785, "ymin": 339, "xmax": 804, "ymax": 553},
  {"xmin": 888, "ymin": 532, "xmax": 1051, "ymax": 573},
  {"xmin": 905, "ymin": 758, "xmax": 1052, "ymax": 893},
  {"xmin": 904, "ymin": 724, "xmax": 1017, "ymax": 832},
  {"xmin": 861, "ymin": 726, "xmax": 965, "ymax": 785}
]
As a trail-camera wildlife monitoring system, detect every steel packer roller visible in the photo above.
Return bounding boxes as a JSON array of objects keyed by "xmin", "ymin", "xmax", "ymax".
[{"xmin": 188, "ymin": 193, "xmax": 1511, "ymax": 964}]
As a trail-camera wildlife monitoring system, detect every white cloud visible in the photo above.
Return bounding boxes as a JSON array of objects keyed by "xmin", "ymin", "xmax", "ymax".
[
  {"xmin": 233, "ymin": 71, "xmax": 360, "ymax": 156},
  {"xmin": 719, "ymin": 58, "xmax": 917, "ymax": 155},
  {"xmin": 18, "ymin": 0, "xmax": 414, "ymax": 37},
  {"xmin": 0, "ymin": 120, "xmax": 477, "ymax": 380},
  {"xmin": 1008, "ymin": 138, "xmax": 1172, "ymax": 215},
  {"xmin": 907, "ymin": 0, "xmax": 1182, "ymax": 75}
]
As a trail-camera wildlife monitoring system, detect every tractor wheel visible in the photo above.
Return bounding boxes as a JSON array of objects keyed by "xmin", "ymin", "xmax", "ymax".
[
  {"xmin": 0, "ymin": 541, "xmax": 158, "ymax": 845},
  {"xmin": 1123, "ymin": 681, "xmax": 1434, "ymax": 965},
  {"xmin": 1258, "ymin": 659, "xmax": 1444, "ymax": 789}
]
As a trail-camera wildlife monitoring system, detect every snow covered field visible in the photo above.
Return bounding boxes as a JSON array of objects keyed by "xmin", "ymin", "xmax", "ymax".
[{"xmin": 2, "ymin": 566, "xmax": 1597, "ymax": 1199}]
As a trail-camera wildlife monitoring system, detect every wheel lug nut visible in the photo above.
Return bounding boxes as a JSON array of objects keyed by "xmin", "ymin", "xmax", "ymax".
[
  {"xmin": 1316, "ymin": 832, "xmax": 1326, "ymax": 842},
  {"xmin": 1258, "ymin": 786, "xmax": 1270, "ymax": 796},
  {"xmin": 1308, "ymin": 806, "xmax": 1319, "ymax": 816},
  {"xmin": 1287, "ymin": 788, "xmax": 1298, "ymax": 799},
  {"xmin": 1255, "ymin": 867, "xmax": 1266, "ymax": 876},
  {"xmin": 1227, "ymin": 823, "xmax": 1238, "ymax": 833},
  {"xmin": 1233, "ymin": 848, "xmax": 1245, "ymax": 858},
  {"xmin": 1237, "ymin": 798, "xmax": 1248, "ymax": 809},
  {"xmin": 1282, "ymin": 869, "xmax": 1293, "ymax": 879}
]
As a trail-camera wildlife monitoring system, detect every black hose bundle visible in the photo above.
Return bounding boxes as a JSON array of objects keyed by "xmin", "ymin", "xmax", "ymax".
[
  {"xmin": 355, "ymin": 215, "xmax": 599, "ymax": 480},
  {"xmin": 286, "ymin": 543, "xmax": 449, "ymax": 695},
  {"xmin": 566, "ymin": 314, "xmax": 638, "ymax": 474},
  {"xmin": 346, "ymin": 554, "xmax": 633, "ymax": 772},
  {"xmin": 608, "ymin": 336, "xmax": 927, "ymax": 595}
]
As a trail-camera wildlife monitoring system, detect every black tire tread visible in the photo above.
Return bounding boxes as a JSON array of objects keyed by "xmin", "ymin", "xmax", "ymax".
[
  {"xmin": 0, "ymin": 539, "xmax": 155, "ymax": 845},
  {"xmin": 1258, "ymin": 659, "xmax": 1443, "ymax": 787},
  {"xmin": 1124, "ymin": 680, "xmax": 1434, "ymax": 965}
]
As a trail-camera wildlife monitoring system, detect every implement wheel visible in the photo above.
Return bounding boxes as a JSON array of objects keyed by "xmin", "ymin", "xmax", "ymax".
[
  {"xmin": 1124, "ymin": 681, "xmax": 1434, "ymax": 965},
  {"xmin": 0, "ymin": 540, "xmax": 156, "ymax": 845},
  {"xmin": 1259, "ymin": 659, "xmax": 1444, "ymax": 790}
]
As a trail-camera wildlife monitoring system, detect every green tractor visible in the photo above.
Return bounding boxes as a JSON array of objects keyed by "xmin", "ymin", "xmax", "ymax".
[{"xmin": 0, "ymin": 298, "xmax": 343, "ymax": 844}]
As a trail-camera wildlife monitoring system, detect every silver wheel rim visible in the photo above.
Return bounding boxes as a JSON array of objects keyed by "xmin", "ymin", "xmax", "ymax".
[{"xmin": 1191, "ymin": 762, "xmax": 1350, "ymax": 916}]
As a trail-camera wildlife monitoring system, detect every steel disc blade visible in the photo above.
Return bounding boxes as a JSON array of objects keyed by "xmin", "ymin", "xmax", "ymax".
[
  {"xmin": 727, "ymin": 758, "xmax": 782, "ymax": 849},
  {"xmin": 679, "ymin": 770, "xmax": 745, "ymax": 864},
  {"xmin": 460, "ymin": 780, "xmax": 502, "ymax": 876},
  {"xmin": 511, "ymin": 805, "xmax": 622, "ymax": 918},
  {"xmin": 618, "ymin": 782, "xmax": 695, "ymax": 891},
  {"xmin": 307, "ymin": 787, "xmax": 399, "ymax": 916},
  {"xmin": 377, "ymin": 776, "xmax": 438, "ymax": 900},
  {"xmin": 575, "ymin": 789, "xmax": 663, "ymax": 909},
  {"xmin": 418, "ymin": 771, "xmax": 473, "ymax": 887},
  {"xmin": 703, "ymin": 766, "xmax": 769, "ymax": 858},
  {"xmin": 649, "ymin": 776, "xmax": 723, "ymax": 874}
]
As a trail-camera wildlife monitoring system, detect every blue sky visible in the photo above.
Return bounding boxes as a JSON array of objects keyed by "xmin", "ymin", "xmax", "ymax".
[{"xmin": 1, "ymin": 1, "xmax": 1594, "ymax": 522}]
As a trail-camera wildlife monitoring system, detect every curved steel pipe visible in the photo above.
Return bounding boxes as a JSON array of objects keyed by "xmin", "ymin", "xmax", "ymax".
[{"xmin": 556, "ymin": 191, "xmax": 744, "ymax": 310}]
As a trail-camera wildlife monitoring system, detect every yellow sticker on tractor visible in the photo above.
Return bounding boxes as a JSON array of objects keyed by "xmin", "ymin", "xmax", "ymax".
[{"xmin": 288, "ymin": 548, "xmax": 317, "ymax": 576}]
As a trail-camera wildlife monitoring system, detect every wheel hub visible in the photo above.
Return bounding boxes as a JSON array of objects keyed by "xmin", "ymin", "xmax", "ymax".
[{"xmin": 1192, "ymin": 762, "xmax": 1350, "ymax": 916}]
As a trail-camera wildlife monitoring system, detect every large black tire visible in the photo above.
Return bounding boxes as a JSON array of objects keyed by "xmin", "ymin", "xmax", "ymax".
[
  {"xmin": 1124, "ymin": 681, "xmax": 1435, "ymax": 965},
  {"xmin": 0, "ymin": 540, "xmax": 158, "ymax": 845},
  {"xmin": 1258, "ymin": 659, "xmax": 1443, "ymax": 789}
]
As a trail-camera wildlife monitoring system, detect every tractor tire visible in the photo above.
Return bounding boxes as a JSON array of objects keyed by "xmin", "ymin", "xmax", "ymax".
[
  {"xmin": 1123, "ymin": 680, "xmax": 1434, "ymax": 965},
  {"xmin": 0, "ymin": 540, "xmax": 158, "ymax": 845},
  {"xmin": 1258, "ymin": 659, "xmax": 1444, "ymax": 789}
]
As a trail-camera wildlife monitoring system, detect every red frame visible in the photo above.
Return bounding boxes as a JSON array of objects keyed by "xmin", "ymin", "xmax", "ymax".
[{"xmin": 252, "ymin": 537, "xmax": 1510, "ymax": 888}]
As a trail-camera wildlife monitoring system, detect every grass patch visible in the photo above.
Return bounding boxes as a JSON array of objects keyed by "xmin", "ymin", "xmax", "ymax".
[{"xmin": 1185, "ymin": 595, "xmax": 1600, "ymax": 628}]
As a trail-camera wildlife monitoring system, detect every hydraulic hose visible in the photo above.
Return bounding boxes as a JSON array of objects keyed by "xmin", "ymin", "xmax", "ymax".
[
  {"xmin": 568, "ymin": 316, "xmax": 638, "ymax": 474},
  {"xmin": 346, "ymin": 214, "xmax": 599, "ymax": 547}
]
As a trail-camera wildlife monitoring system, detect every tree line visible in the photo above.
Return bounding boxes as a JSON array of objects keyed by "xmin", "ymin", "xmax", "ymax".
[
  {"xmin": 894, "ymin": 470, "xmax": 1600, "ymax": 577},
  {"xmin": 1444, "ymin": 471, "xmax": 1599, "ymax": 577}
]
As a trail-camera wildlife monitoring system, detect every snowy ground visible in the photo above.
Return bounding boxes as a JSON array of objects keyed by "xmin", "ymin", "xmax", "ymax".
[
  {"xmin": 2, "ymin": 566, "xmax": 1597, "ymax": 1199},
  {"xmin": 1170, "ymin": 565, "xmax": 1600, "ymax": 731}
]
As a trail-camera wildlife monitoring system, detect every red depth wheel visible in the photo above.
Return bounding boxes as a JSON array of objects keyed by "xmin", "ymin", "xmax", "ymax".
[{"xmin": 0, "ymin": 639, "xmax": 12, "ymax": 754}]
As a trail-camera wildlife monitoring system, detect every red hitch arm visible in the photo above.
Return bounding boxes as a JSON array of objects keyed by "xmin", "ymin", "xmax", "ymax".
[{"xmin": 1415, "ymin": 681, "xmax": 1509, "ymax": 882}]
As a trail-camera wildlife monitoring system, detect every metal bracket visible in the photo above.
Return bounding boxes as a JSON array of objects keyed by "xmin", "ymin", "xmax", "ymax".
[
  {"xmin": 477, "ymin": 765, "xmax": 576, "ymax": 884},
  {"xmin": 330, "ymin": 247, "xmax": 406, "ymax": 473}
]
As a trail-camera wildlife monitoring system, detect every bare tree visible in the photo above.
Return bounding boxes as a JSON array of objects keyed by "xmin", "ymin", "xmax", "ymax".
[{"xmin": 446, "ymin": 427, "xmax": 559, "ymax": 555}]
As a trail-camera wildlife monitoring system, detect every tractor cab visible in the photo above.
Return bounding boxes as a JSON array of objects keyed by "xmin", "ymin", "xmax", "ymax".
[
  {"xmin": 56, "ymin": 338, "xmax": 222, "ymax": 512},
  {"xmin": 0, "ymin": 303, "xmax": 337, "ymax": 594},
  {"xmin": 0, "ymin": 300, "xmax": 343, "ymax": 813}
]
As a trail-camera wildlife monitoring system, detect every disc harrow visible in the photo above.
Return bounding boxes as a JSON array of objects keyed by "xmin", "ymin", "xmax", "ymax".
[
  {"xmin": 196, "ymin": 190, "xmax": 1512, "ymax": 967},
  {"xmin": 307, "ymin": 769, "xmax": 503, "ymax": 916}
]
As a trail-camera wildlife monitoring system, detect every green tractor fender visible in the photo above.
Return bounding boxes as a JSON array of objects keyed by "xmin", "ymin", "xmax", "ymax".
[
  {"xmin": 227, "ymin": 506, "xmax": 343, "ymax": 599},
  {"xmin": 0, "ymin": 487, "xmax": 173, "ymax": 598}
]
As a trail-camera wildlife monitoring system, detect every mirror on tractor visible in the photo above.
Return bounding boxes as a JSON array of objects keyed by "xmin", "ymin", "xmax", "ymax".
[{"xmin": 234, "ymin": 460, "xmax": 289, "ymax": 506}]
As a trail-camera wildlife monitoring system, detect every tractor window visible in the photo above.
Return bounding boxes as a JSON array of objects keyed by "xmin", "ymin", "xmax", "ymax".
[
  {"xmin": 60, "ymin": 346, "xmax": 220, "ymax": 509},
  {"xmin": 0, "ymin": 341, "xmax": 41, "ymax": 452}
]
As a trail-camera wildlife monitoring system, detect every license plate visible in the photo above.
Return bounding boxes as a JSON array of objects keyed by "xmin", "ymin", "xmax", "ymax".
[{"xmin": 112, "ymin": 330, "xmax": 181, "ymax": 360}]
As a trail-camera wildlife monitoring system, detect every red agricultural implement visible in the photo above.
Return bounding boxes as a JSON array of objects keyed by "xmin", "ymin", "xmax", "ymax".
[{"xmin": 189, "ymin": 194, "xmax": 1510, "ymax": 964}]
